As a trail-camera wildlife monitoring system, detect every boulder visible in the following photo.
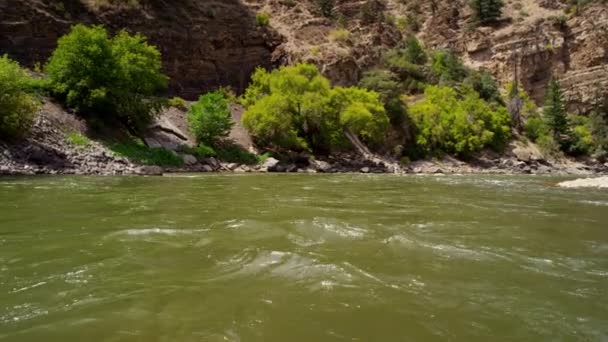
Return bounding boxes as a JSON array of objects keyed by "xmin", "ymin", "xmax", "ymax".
[
  {"xmin": 312, "ymin": 160, "xmax": 332, "ymax": 172},
  {"xmin": 260, "ymin": 157, "xmax": 280, "ymax": 172},
  {"xmin": 136, "ymin": 165, "xmax": 163, "ymax": 176},
  {"xmin": 360, "ymin": 167, "xmax": 370, "ymax": 173},
  {"xmin": 204, "ymin": 157, "xmax": 221, "ymax": 170},
  {"xmin": 182, "ymin": 154, "xmax": 198, "ymax": 165}
]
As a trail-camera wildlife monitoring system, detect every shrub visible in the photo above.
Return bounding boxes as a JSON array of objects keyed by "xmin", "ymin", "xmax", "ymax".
[
  {"xmin": 215, "ymin": 144, "xmax": 261, "ymax": 164},
  {"xmin": 110, "ymin": 140, "xmax": 183, "ymax": 166},
  {"xmin": 569, "ymin": 116, "xmax": 593, "ymax": 155},
  {"xmin": 66, "ymin": 132, "xmax": 91, "ymax": 147},
  {"xmin": 242, "ymin": 64, "xmax": 389, "ymax": 152},
  {"xmin": 463, "ymin": 70, "xmax": 502, "ymax": 103},
  {"xmin": 328, "ymin": 29, "xmax": 350, "ymax": 43},
  {"xmin": 0, "ymin": 55, "xmax": 39, "ymax": 139},
  {"xmin": 543, "ymin": 78, "xmax": 569, "ymax": 146},
  {"xmin": 256, "ymin": 12, "xmax": 270, "ymax": 26},
  {"xmin": 470, "ymin": 0, "xmax": 504, "ymax": 25},
  {"xmin": 431, "ymin": 50, "xmax": 468, "ymax": 84},
  {"xmin": 358, "ymin": 69, "xmax": 408, "ymax": 124},
  {"xmin": 46, "ymin": 24, "xmax": 168, "ymax": 131},
  {"xmin": 168, "ymin": 97, "xmax": 188, "ymax": 110},
  {"xmin": 187, "ymin": 91, "xmax": 234, "ymax": 146},
  {"xmin": 408, "ymin": 86, "xmax": 511, "ymax": 156},
  {"xmin": 195, "ymin": 144, "xmax": 217, "ymax": 158},
  {"xmin": 316, "ymin": 0, "xmax": 334, "ymax": 17}
]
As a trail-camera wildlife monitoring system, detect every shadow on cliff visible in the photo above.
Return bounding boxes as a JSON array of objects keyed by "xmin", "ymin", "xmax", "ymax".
[{"xmin": 0, "ymin": 0, "xmax": 284, "ymax": 99}]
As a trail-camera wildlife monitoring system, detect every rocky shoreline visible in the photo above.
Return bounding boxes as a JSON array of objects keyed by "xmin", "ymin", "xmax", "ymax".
[{"xmin": 2, "ymin": 103, "xmax": 607, "ymax": 177}]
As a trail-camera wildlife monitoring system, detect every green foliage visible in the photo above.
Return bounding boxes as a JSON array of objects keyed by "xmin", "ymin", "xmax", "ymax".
[
  {"xmin": 242, "ymin": 64, "xmax": 389, "ymax": 152},
  {"xmin": 568, "ymin": 115, "xmax": 594, "ymax": 155},
  {"xmin": 431, "ymin": 50, "xmax": 467, "ymax": 84},
  {"xmin": 0, "ymin": 55, "xmax": 39, "ymax": 139},
  {"xmin": 46, "ymin": 24, "xmax": 168, "ymax": 131},
  {"xmin": 110, "ymin": 140, "xmax": 183, "ymax": 166},
  {"xmin": 589, "ymin": 110, "xmax": 608, "ymax": 159},
  {"xmin": 358, "ymin": 69, "xmax": 407, "ymax": 124},
  {"xmin": 168, "ymin": 97, "xmax": 188, "ymax": 110},
  {"xmin": 470, "ymin": 0, "xmax": 504, "ymax": 25},
  {"xmin": 315, "ymin": 0, "xmax": 334, "ymax": 17},
  {"xmin": 408, "ymin": 86, "xmax": 511, "ymax": 157},
  {"xmin": 215, "ymin": 144, "xmax": 261, "ymax": 165},
  {"xmin": 384, "ymin": 38, "xmax": 428, "ymax": 92},
  {"xmin": 543, "ymin": 78, "xmax": 569, "ymax": 145},
  {"xmin": 66, "ymin": 132, "xmax": 91, "ymax": 147},
  {"xmin": 256, "ymin": 12, "xmax": 270, "ymax": 26},
  {"xmin": 463, "ymin": 70, "xmax": 502, "ymax": 103},
  {"xmin": 187, "ymin": 91, "xmax": 234, "ymax": 146},
  {"xmin": 194, "ymin": 144, "xmax": 216, "ymax": 158},
  {"xmin": 524, "ymin": 113, "xmax": 548, "ymax": 141}
]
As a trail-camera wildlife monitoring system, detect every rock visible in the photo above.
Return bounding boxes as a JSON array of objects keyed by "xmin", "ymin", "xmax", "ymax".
[
  {"xmin": 136, "ymin": 165, "xmax": 164, "ymax": 176},
  {"xmin": 558, "ymin": 176, "xmax": 608, "ymax": 189},
  {"xmin": 285, "ymin": 164, "xmax": 297, "ymax": 173},
  {"xmin": 182, "ymin": 154, "xmax": 198, "ymax": 165},
  {"xmin": 226, "ymin": 163, "xmax": 239, "ymax": 170},
  {"xmin": 260, "ymin": 157, "xmax": 280, "ymax": 172},
  {"xmin": 312, "ymin": 160, "xmax": 332, "ymax": 172},
  {"xmin": 360, "ymin": 167, "xmax": 370, "ymax": 173},
  {"xmin": 204, "ymin": 157, "xmax": 221, "ymax": 170},
  {"xmin": 201, "ymin": 165, "xmax": 214, "ymax": 172}
]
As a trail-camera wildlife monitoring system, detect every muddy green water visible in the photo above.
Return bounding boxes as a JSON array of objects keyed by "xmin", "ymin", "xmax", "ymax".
[{"xmin": 0, "ymin": 174, "xmax": 607, "ymax": 341}]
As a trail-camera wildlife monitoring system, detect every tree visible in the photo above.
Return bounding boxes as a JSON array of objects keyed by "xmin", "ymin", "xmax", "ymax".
[
  {"xmin": 408, "ymin": 86, "xmax": 511, "ymax": 156},
  {"xmin": 0, "ymin": 55, "xmax": 39, "ymax": 139},
  {"xmin": 46, "ymin": 24, "xmax": 168, "ymax": 131},
  {"xmin": 188, "ymin": 91, "xmax": 234, "ymax": 146},
  {"xmin": 242, "ymin": 64, "xmax": 389, "ymax": 152},
  {"xmin": 543, "ymin": 77, "xmax": 569, "ymax": 146},
  {"xmin": 358, "ymin": 69, "xmax": 407, "ymax": 124},
  {"xmin": 470, "ymin": 0, "xmax": 504, "ymax": 25}
]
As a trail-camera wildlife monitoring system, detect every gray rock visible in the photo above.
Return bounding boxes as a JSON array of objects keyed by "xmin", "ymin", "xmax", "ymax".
[
  {"xmin": 137, "ymin": 165, "xmax": 164, "ymax": 176},
  {"xmin": 226, "ymin": 163, "xmax": 239, "ymax": 170},
  {"xmin": 204, "ymin": 157, "xmax": 221, "ymax": 170},
  {"xmin": 285, "ymin": 164, "xmax": 297, "ymax": 173},
  {"xmin": 201, "ymin": 165, "xmax": 214, "ymax": 172},
  {"xmin": 182, "ymin": 154, "xmax": 198, "ymax": 165},
  {"xmin": 312, "ymin": 160, "xmax": 332, "ymax": 172},
  {"xmin": 261, "ymin": 157, "xmax": 280, "ymax": 172},
  {"xmin": 360, "ymin": 167, "xmax": 370, "ymax": 173}
]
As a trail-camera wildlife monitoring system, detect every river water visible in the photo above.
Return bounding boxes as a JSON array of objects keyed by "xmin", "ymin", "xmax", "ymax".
[{"xmin": 0, "ymin": 174, "xmax": 607, "ymax": 341}]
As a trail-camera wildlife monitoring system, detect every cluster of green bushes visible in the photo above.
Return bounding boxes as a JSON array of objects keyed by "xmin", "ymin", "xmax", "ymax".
[
  {"xmin": 46, "ymin": 24, "xmax": 168, "ymax": 131},
  {"xmin": 470, "ymin": 0, "xmax": 504, "ymax": 25},
  {"xmin": 523, "ymin": 78, "xmax": 608, "ymax": 159},
  {"xmin": 241, "ymin": 64, "xmax": 389, "ymax": 153},
  {"xmin": 358, "ymin": 36, "xmax": 508, "ymax": 158},
  {"xmin": 0, "ymin": 55, "xmax": 40, "ymax": 139}
]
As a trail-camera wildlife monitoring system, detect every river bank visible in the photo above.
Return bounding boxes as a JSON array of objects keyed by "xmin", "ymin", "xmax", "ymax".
[{"xmin": 2, "ymin": 100, "xmax": 607, "ymax": 177}]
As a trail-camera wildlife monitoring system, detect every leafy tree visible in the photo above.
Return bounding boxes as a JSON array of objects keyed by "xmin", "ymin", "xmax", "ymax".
[
  {"xmin": 46, "ymin": 24, "xmax": 168, "ymax": 131},
  {"xmin": 187, "ymin": 91, "xmax": 234, "ymax": 145},
  {"xmin": 358, "ymin": 69, "xmax": 407, "ymax": 124},
  {"xmin": 0, "ymin": 55, "xmax": 39, "ymax": 139},
  {"xmin": 543, "ymin": 78, "xmax": 569, "ymax": 146},
  {"xmin": 242, "ymin": 64, "xmax": 389, "ymax": 152},
  {"xmin": 408, "ymin": 86, "xmax": 511, "ymax": 156},
  {"xmin": 470, "ymin": 0, "xmax": 504, "ymax": 25},
  {"xmin": 463, "ymin": 70, "xmax": 502, "ymax": 103},
  {"xmin": 431, "ymin": 50, "xmax": 467, "ymax": 84}
]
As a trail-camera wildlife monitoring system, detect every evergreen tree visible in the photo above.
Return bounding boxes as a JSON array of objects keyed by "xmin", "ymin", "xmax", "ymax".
[
  {"xmin": 543, "ymin": 77, "xmax": 569, "ymax": 143},
  {"xmin": 470, "ymin": 0, "xmax": 504, "ymax": 25}
]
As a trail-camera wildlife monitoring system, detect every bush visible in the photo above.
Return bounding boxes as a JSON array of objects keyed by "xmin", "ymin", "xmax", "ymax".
[
  {"xmin": 408, "ymin": 86, "xmax": 511, "ymax": 157},
  {"xmin": 358, "ymin": 69, "xmax": 408, "ymax": 124},
  {"xmin": 168, "ymin": 97, "xmax": 188, "ymax": 110},
  {"xmin": 46, "ymin": 24, "xmax": 168, "ymax": 131},
  {"xmin": 328, "ymin": 29, "xmax": 350, "ymax": 43},
  {"xmin": 256, "ymin": 12, "xmax": 270, "ymax": 26},
  {"xmin": 315, "ymin": 0, "xmax": 334, "ymax": 17},
  {"xmin": 470, "ymin": 0, "xmax": 504, "ymax": 25},
  {"xmin": 463, "ymin": 70, "xmax": 502, "ymax": 103},
  {"xmin": 66, "ymin": 132, "xmax": 91, "ymax": 147},
  {"xmin": 0, "ymin": 55, "xmax": 39, "ymax": 139},
  {"xmin": 242, "ymin": 64, "xmax": 389, "ymax": 152},
  {"xmin": 187, "ymin": 91, "xmax": 234, "ymax": 146},
  {"xmin": 431, "ymin": 50, "xmax": 468, "ymax": 84},
  {"xmin": 215, "ymin": 144, "xmax": 261, "ymax": 164},
  {"xmin": 194, "ymin": 144, "xmax": 217, "ymax": 158},
  {"xmin": 110, "ymin": 140, "xmax": 183, "ymax": 166}
]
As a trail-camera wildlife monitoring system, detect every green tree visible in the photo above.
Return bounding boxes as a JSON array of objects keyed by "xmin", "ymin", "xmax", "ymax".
[
  {"xmin": 431, "ymin": 50, "xmax": 467, "ymax": 84},
  {"xmin": 408, "ymin": 86, "xmax": 511, "ymax": 156},
  {"xmin": 242, "ymin": 64, "xmax": 389, "ymax": 152},
  {"xmin": 470, "ymin": 0, "xmax": 504, "ymax": 25},
  {"xmin": 543, "ymin": 78, "xmax": 569, "ymax": 146},
  {"xmin": 187, "ymin": 91, "xmax": 234, "ymax": 145},
  {"xmin": 0, "ymin": 55, "xmax": 39, "ymax": 139},
  {"xmin": 46, "ymin": 24, "xmax": 168, "ymax": 131},
  {"xmin": 358, "ymin": 69, "xmax": 407, "ymax": 124}
]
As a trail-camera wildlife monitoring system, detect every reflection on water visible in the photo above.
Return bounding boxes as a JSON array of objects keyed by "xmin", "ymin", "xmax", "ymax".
[{"xmin": 0, "ymin": 174, "xmax": 607, "ymax": 341}]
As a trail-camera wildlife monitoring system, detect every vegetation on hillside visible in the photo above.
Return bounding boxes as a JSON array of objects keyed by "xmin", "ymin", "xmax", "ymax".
[
  {"xmin": 0, "ymin": 55, "xmax": 39, "ymax": 139},
  {"xmin": 242, "ymin": 64, "xmax": 389, "ymax": 153},
  {"xmin": 46, "ymin": 24, "xmax": 168, "ymax": 131},
  {"xmin": 188, "ymin": 91, "xmax": 234, "ymax": 146}
]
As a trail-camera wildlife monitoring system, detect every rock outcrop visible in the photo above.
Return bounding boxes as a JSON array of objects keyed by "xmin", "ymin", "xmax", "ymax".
[{"xmin": 0, "ymin": 0, "xmax": 284, "ymax": 99}]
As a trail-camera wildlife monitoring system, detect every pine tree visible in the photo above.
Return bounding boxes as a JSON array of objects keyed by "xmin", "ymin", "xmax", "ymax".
[
  {"xmin": 544, "ymin": 77, "xmax": 569, "ymax": 143},
  {"xmin": 470, "ymin": 0, "xmax": 504, "ymax": 25}
]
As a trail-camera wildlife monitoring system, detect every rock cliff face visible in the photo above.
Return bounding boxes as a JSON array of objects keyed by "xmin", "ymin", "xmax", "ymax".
[
  {"xmin": 1, "ymin": 0, "xmax": 606, "ymax": 111},
  {"xmin": 0, "ymin": 0, "xmax": 284, "ymax": 99}
]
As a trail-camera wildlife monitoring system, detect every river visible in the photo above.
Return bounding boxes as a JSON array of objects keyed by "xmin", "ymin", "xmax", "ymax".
[{"xmin": 1, "ymin": 174, "xmax": 607, "ymax": 341}]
